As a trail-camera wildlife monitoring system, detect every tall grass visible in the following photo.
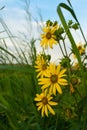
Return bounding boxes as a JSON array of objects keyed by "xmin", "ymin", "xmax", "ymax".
[{"xmin": 0, "ymin": 0, "xmax": 38, "ymax": 65}]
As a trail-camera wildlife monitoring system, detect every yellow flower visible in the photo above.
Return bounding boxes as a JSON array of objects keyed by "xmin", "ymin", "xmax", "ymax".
[
  {"xmin": 38, "ymin": 63, "xmax": 68, "ymax": 95},
  {"xmin": 40, "ymin": 25, "xmax": 57, "ymax": 48},
  {"xmin": 77, "ymin": 44, "xmax": 85, "ymax": 55},
  {"xmin": 34, "ymin": 91, "xmax": 58, "ymax": 117},
  {"xmin": 71, "ymin": 62, "xmax": 80, "ymax": 71},
  {"xmin": 73, "ymin": 43, "xmax": 86, "ymax": 58},
  {"xmin": 34, "ymin": 55, "xmax": 48, "ymax": 77}
]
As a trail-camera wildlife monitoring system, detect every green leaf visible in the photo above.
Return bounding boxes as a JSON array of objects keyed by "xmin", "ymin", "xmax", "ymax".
[
  {"xmin": 57, "ymin": 3, "xmax": 85, "ymax": 92},
  {"xmin": 0, "ymin": 95, "xmax": 10, "ymax": 110},
  {"xmin": 58, "ymin": 3, "xmax": 78, "ymax": 22}
]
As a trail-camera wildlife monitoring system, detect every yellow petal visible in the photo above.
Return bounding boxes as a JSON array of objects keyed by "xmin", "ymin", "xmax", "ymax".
[
  {"xmin": 44, "ymin": 71, "xmax": 51, "ymax": 77},
  {"xmin": 41, "ymin": 82, "xmax": 51, "ymax": 89},
  {"xmin": 37, "ymin": 104, "xmax": 43, "ymax": 111},
  {"xmin": 36, "ymin": 102, "xmax": 42, "ymax": 106},
  {"xmin": 38, "ymin": 78, "xmax": 50, "ymax": 84},
  {"xmin": 51, "ymin": 26, "xmax": 57, "ymax": 33},
  {"xmin": 34, "ymin": 97, "xmax": 41, "ymax": 101},
  {"xmin": 41, "ymin": 34, "xmax": 45, "ymax": 38},
  {"xmin": 48, "ymin": 101, "xmax": 58, "ymax": 106},
  {"xmin": 41, "ymin": 106, "xmax": 45, "ymax": 117},
  {"xmin": 37, "ymin": 71, "xmax": 42, "ymax": 78},
  {"xmin": 55, "ymin": 83, "xmax": 62, "ymax": 94},
  {"xmin": 45, "ymin": 105, "xmax": 48, "ymax": 117},
  {"xmin": 42, "ymin": 27, "xmax": 50, "ymax": 33},
  {"xmin": 50, "ymin": 64, "xmax": 56, "ymax": 74},
  {"xmin": 59, "ymin": 69, "xmax": 67, "ymax": 77},
  {"xmin": 47, "ymin": 104, "xmax": 55, "ymax": 115},
  {"xmin": 49, "ymin": 41, "xmax": 53, "ymax": 48},
  {"xmin": 58, "ymin": 78, "xmax": 68, "ymax": 85},
  {"xmin": 49, "ymin": 85, "xmax": 53, "ymax": 94},
  {"xmin": 56, "ymin": 64, "xmax": 61, "ymax": 75},
  {"xmin": 47, "ymin": 96, "xmax": 53, "ymax": 101},
  {"xmin": 53, "ymin": 84, "xmax": 56, "ymax": 95}
]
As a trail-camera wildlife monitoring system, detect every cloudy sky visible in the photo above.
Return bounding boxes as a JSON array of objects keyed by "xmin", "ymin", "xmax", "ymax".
[
  {"xmin": 0, "ymin": 0, "xmax": 87, "ymax": 62},
  {"xmin": 0, "ymin": 0, "xmax": 87, "ymax": 35}
]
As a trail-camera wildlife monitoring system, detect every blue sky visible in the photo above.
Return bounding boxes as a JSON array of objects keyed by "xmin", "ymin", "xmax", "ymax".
[
  {"xmin": 0, "ymin": 0, "xmax": 86, "ymax": 18},
  {"xmin": 0, "ymin": 0, "xmax": 87, "ymax": 39},
  {"xmin": 0, "ymin": 0, "xmax": 87, "ymax": 29},
  {"xmin": 0, "ymin": 0, "xmax": 87, "ymax": 34},
  {"xmin": 0, "ymin": 0, "xmax": 87, "ymax": 62}
]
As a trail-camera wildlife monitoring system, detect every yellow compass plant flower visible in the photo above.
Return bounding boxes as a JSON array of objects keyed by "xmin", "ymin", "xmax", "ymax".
[
  {"xmin": 73, "ymin": 42, "xmax": 86, "ymax": 58},
  {"xmin": 40, "ymin": 25, "xmax": 57, "ymax": 48},
  {"xmin": 77, "ymin": 43, "xmax": 86, "ymax": 55},
  {"xmin": 34, "ymin": 91, "xmax": 58, "ymax": 117},
  {"xmin": 35, "ymin": 55, "xmax": 48, "ymax": 77},
  {"xmin": 38, "ymin": 63, "xmax": 68, "ymax": 95}
]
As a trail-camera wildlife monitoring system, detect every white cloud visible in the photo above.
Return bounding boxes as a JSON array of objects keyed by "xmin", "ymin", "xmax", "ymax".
[{"xmin": 0, "ymin": 0, "xmax": 87, "ymax": 64}]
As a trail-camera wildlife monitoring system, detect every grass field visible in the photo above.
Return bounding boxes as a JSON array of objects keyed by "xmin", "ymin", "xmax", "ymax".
[{"xmin": 0, "ymin": 64, "xmax": 87, "ymax": 130}]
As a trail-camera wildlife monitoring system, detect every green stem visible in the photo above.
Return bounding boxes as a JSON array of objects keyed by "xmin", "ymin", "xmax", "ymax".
[
  {"xmin": 73, "ymin": 94, "xmax": 80, "ymax": 113},
  {"xmin": 62, "ymin": 39, "xmax": 68, "ymax": 57},
  {"xmin": 82, "ymin": 54, "xmax": 87, "ymax": 64},
  {"xmin": 55, "ymin": 113, "xmax": 58, "ymax": 130},
  {"xmin": 58, "ymin": 41, "xmax": 65, "ymax": 57},
  {"xmin": 57, "ymin": 5, "xmax": 85, "ymax": 93},
  {"xmin": 75, "ymin": 88, "xmax": 83, "ymax": 99},
  {"xmin": 67, "ymin": 0, "xmax": 87, "ymax": 46}
]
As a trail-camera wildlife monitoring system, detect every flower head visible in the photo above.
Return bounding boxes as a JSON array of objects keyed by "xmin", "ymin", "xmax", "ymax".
[
  {"xmin": 34, "ymin": 54, "xmax": 49, "ymax": 77},
  {"xmin": 73, "ymin": 43, "xmax": 86, "ymax": 58},
  {"xmin": 71, "ymin": 62, "xmax": 80, "ymax": 71},
  {"xmin": 40, "ymin": 25, "xmax": 57, "ymax": 48},
  {"xmin": 34, "ymin": 91, "xmax": 58, "ymax": 117},
  {"xmin": 38, "ymin": 63, "xmax": 68, "ymax": 95},
  {"xmin": 77, "ymin": 44, "xmax": 86, "ymax": 55}
]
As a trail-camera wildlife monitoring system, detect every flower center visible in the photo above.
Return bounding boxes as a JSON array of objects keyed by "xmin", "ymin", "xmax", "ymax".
[
  {"xmin": 42, "ymin": 64, "xmax": 47, "ymax": 70},
  {"xmin": 46, "ymin": 32, "xmax": 51, "ymax": 39},
  {"xmin": 42, "ymin": 97, "xmax": 48, "ymax": 105},
  {"xmin": 50, "ymin": 74, "xmax": 58, "ymax": 83},
  {"xmin": 78, "ymin": 46, "xmax": 82, "ymax": 50}
]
